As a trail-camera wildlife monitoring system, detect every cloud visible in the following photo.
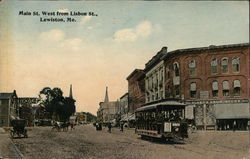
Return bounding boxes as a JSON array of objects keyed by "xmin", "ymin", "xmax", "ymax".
[
  {"xmin": 113, "ymin": 20, "xmax": 154, "ymax": 42},
  {"xmin": 80, "ymin": 16, "xmax": 92, "ymax": 24},
  {"xmin": 60, "ymin": 38, "xmax": 83, "ymax": 51},
  {"xmin": 113, "ymin": 29, "xmax": 137, "ymax": 42},
  {"xmin": 39, "ymin": 29, "xmax": 65, "ymax": 41},
  {"xmin": 57, "ymin": 8, "xmax": 70, "ymax": 13}
]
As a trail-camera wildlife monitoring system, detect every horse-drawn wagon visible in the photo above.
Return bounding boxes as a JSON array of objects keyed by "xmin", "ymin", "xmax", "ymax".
[{"xmin": 9, "ymin": 119, "xmax": 28, "ymax": 138}]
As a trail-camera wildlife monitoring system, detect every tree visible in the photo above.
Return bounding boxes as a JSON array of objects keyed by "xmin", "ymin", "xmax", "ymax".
[{"xmin": 39, "ymin": 87, "xmax": 76, "ymax": 121}]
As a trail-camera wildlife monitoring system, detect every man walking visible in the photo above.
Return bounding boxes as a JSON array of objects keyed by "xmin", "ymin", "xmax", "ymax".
[
  {"xmin": 120, "ymin": 122, "xmax": 124, "ymax": 132},
  {"xmin": 107, "ymin": 122, "xmax": 112, "ymax": 133}
]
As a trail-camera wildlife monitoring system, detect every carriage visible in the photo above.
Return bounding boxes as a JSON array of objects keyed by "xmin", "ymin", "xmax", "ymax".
[
  {"xmin": 9, "ymin": 119, "xmax": 28, "ymax": 138},
  {"xmin": 135, "ymin": 100, "xmax": 188, "ymax": 141},
  {"xmin": 51, "ymin": 121, "xmax": 70, "ymax": 132}
]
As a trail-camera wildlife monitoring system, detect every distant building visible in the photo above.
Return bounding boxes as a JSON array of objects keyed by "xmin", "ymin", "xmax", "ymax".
[
  {"xmin": 18, "ymin": 97, "xmax": 39, "ymax": 126},
  {"xmin": 97, "ymin": 87, "xmax": 119, "ymax": 123},
  {"xmin": 18, "ymin": 97, "xmax": 39, "ymax": 107},
  {"xmin": 119, "ymin": 93, "xmax": 129, "ymax": 116},
  {"xmin": 76, "ymin": 112, "xmax": 87, "ymax": 123},
  {"xmin": 127, "ymin": 69, "xmax": 145, "ymax": 113},
  {"xmin": 0, "ymin": 90, "xmax": 19, "ymax": 127}
]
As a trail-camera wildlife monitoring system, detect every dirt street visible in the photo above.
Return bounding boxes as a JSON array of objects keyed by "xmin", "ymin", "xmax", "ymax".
[{"xmin": 12, "ymin": 125, "xmax": 250, "ymax": 159}]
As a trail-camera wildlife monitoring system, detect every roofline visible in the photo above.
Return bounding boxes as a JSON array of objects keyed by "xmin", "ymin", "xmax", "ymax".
[
  {"xmin": 144, "ymin": 47, "xmax": 168, "ymax": 72},
  {"xmin": 126, "ymin": 69, "xmax": 144, "ymax": 80},
  {"xmin": 120, "ymin": 93, "xmax": 128, "ymax": 99},
  {"xmin": 162, "ymin": 42, "xmax": 250, "ymax": 60}
]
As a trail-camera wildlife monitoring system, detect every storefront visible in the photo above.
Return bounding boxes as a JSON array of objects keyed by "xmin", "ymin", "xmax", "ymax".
[{"xmin": 215, "ymin": 103, "xmax": 250, "ymax": 130}]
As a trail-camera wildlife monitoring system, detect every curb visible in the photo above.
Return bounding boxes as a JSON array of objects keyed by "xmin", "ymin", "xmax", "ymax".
[{"xmin": 9, "ymin": 139, "xmax": 24, "ymax": 159}]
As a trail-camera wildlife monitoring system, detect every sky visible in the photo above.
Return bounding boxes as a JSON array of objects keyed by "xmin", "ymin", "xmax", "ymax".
[{"xmin": 0, "ymin": 1, "xmax": 249, "ymax": 115}]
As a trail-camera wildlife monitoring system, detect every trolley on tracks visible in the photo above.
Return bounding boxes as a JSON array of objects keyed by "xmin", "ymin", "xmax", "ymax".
[{"xmin": 135, "ymin": 100, "xmax": 188, "ymax": 141}]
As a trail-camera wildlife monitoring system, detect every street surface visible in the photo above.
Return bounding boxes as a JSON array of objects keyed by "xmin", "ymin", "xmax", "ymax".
[{"xmin": 11, "ymin": 125, "xmax": 250, "ymax": 159}]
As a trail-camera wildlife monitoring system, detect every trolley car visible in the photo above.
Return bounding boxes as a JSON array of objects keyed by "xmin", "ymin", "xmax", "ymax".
[{"xmin": 135, "ymin": 100, "xmax": 188, "ymax": 140}]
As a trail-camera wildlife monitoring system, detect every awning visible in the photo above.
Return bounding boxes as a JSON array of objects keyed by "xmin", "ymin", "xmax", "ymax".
[
  {"xmin": 190, "ymin": 83, "xmax": 197, "ymax": 91},
  {"xmin": 212, "ymin": 82, "xmax": 218, "ymax": 90},
  {"xmin": 233, "ymin": 80, "xmax": 241, "ymax": 88},
  {"xmin": 120, "ymin": 113, "xmax": 135, "ymax": 121},
  {"xmin": 120, "ymin": 114, "xmax": 129, "ymax": 121},
  {"xmin": 222, "ymin": 81, "xmax": 229, "ymax": 90},
  {"xmin": 128, "ymin": 114, "xmax": 135, "ymax": 121},
  {"xmin": 215, "ymin": 103, "xmax": 250, "ymax": 119},
  {"xmin": 136, "ymin": 100, "xmax": 185, "ymax": 112}
]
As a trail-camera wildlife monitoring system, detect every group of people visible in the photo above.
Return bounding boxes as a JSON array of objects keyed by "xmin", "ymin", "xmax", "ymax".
[{"xmin": 94, "ymin": 122, "xmax": 125, "ymax": 133}]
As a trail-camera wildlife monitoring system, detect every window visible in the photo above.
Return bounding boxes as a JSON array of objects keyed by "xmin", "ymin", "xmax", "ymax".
[
  {"xmin": 190, "ymin": 82, "xmax": 197, "ymax": 98},
  {"xmin": 175, "ymin": 85, "xmax": 180, "ymax": 97},
  {"xmin": 221, "ymin": 58, "xmax": 228, "ymax": 73},
  {"xmin": 232, "ymin": 57, "xmax": 240, "ymax": 72},
  {"xmin": 156, "ymin": 93, "xmax": 158, "ymax": 100},
  {"xmin": 166, "ymin": 68, "xmax": 170, "ymax": 79},
  {"xmin": 166, "ymin": 85, "xmax": 170, "ymax": 98},
  {"xmin": 212, "ymin": 81, "xmax": 218, "ymax": 97},
  {"xmin": 147, "ymin": 95, "xmax": 150, "ymax": 102},
  {"xmin": 160, "ymin": 69, "xmax": 164, "ymax": 83},
  {"xmin": 211, "ymin": 58, "xmax": 218, "ymax": 73},
  {"xmin": 233, "ymin": 80, "xmax": 241, "ymax": 96},
  {"xmin": 222, "ymin": 81, "xmax": 229, "ymax": 96},
  {"xmin": 189, "ymin": 60, "xmax": 196, "ymax": 76},
  {"xmin": 173, "ymin": 62, "xmax": 180, "ymax": 76}
]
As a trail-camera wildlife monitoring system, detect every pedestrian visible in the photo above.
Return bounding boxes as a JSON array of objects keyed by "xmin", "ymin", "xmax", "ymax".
[
  {"xmin": 95, "ymin": 123, "xmax": 99, "ymax": 131},
  {"xmin": 70, "ymin": 122, "xmax": 74, "ymax": 130},
  {"xmin": 107, "ymin": 122, "xmax": 112, "ymax": 133},
  {"xmin": 233, "ymin": 120, "xmax": 236, "ymax": 132},
  {"xmin": 99, "ymin": 123, "xmax": 102, "ymax": 130},
  {"xmin": 120, "ymin": 122, "xmax": 124, "ymax": 132}
]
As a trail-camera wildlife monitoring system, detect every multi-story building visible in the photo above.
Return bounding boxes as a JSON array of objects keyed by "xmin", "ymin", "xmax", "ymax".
[
  {"xmin": 146, "ymin": 43, "xmax": 250, "ymax": 130},
  {"xmin": 0, "ymin": 90, "xmax": 19, "ymax": 127},
  {"xmin": 127, "ymin": 69, "xmax": 145, "ymax": 113},
  {"xmin": 97, "ymin": 87, "xmax": 119, "ymax": 123},
  {"xmin": 144, "ymin": 47, "xmax": 167, "ymax": 103},
  {"xmin": 119, "ymin": 93, "xmax": 129, "ymax": 117}
]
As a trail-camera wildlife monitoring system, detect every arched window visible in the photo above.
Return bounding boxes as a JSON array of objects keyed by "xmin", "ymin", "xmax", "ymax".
[
  {"xmin": 212, "ymin": 81, "xmax": 218, "ymax": 97},
  {"xmin": 232, "ymin": 57, "xmax": 240, "ymax": 72},
  {"xmin": 222, "ymin": 81, "xmax": 229, "ymax": 96},
  {"xmin": 221, "ymin": 58, "xmax": 228, "ymax": 73},
  {"xmin": 233, "ymin": 80, "xmax": 241, "ymax": 96},
  {"xmin": 190, "ymin": 82, "xmax": 197, "ymax": 98},
  {"xmin": 189, "ymin": 60, "xmax": 196, "ymax": 76},
  {"xmin": 211, "ymin": 58, "xmax": 218, "ymax": 73},
  {"xmin": 173, "ymin": 62, "xmax": 180, "ymax": 77}
]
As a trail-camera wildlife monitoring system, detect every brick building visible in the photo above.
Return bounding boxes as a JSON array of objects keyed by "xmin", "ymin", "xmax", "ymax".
[
  {"xmin": 127, "ymin": 69, "xmax": 145, "ymax": 113},
  {"xmin": 159, "ymin": 43, "xmax": 250, "ymax": 130}
]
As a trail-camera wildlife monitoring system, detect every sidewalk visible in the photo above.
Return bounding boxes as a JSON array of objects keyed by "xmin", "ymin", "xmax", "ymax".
[{"xmin": 0, "ymin": 128, "xmax": 24, "ymax": 159}]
